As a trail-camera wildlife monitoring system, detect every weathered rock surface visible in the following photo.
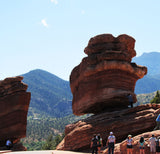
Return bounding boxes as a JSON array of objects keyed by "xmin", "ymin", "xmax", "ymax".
[
  {"xmin": 57, "ymin": 104, "xmax": 160, "ymax": 152},
  {"xmin": 70, "ymin": 34, "xmax": 147, "ymax": 115},
  {"xmin": 0, "ymin": 76, "xmax": 31, "ymax": 148},
  {"xmin": 103, "ymin": 130, "xmax": 160, "ymax": 154}
]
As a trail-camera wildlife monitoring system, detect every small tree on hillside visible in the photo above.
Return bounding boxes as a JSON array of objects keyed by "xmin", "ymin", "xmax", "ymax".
[
  {"xmin": 42, "ymin": 133, "xmax": 64, "ymax": 150},
  {"xmin": 42, "ymin": 134, "xmax": 54, "ymax": 150},
  {"xmin": 150, "ymin": 91, "xmax": 160, "ymax": 104}
]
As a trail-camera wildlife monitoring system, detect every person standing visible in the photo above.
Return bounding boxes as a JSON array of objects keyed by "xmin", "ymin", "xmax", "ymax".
[
  {"xmin": 127, "ymin": 94, "xmax": 133, "ymax": 108},
  {"xmin": 126, "ymin": 135, "xmax": 133, "ymax": 154},
  {"xmin": 107, "ymin": 132, "xmax": 116, "ymax": 154},
  {"xmin": 91, "ymin": 134, "xmax": 98, "ymax": 154},
  {"xmin": 149, "ymin": 134, "xmax": 156, "ymax": 154},
  {"xmin": 154, "ymin": 114, "xmax": 160, "ymax": 130},
  {"xmin": 139, "ymin": 136, "xmax": 145, "ymax": 154},
  {"xmin": 156, "ymin": 136, "xmax": 160, "ymax": 154},
  {"xmin": 97, "ymin": 134, "xmax": 103, "ymax": 154},
  {"xmin": 6, "ymin": 139, "xmax": 12, "ymax": 150}
]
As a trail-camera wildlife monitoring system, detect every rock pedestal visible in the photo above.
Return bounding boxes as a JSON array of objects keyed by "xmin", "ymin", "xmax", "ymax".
[
  {"xmin": 0, "ymin": 76, "xmax": 31, "ymax": 148},
  {"xmin": 57, "ymin": 34, "xmax": 149, "ymax": 152},
  {"xmin": 70, "ymin": 34, "xmax": 147, "ymax": 115},
  {"xmin": 57, "ymin": 104, "xmax": 160, "ymax": 151}
]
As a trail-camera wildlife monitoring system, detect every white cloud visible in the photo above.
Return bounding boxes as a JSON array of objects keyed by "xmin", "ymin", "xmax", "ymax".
[
  {"xmin": 81, "ymin": 10, "xmax": 85, "ymax": 15},
  {"xmin": 51, "ymin": 0, "xmax": 58, "ymax": 5},
  {"xmin": 41, "ymin": 19, "xmax": 49, "ymax": 28}
]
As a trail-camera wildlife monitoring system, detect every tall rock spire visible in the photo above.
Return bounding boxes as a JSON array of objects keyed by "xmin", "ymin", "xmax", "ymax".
[{"xmin": 70, "ymin": 34, "xmax": 147, "ymax": 115}]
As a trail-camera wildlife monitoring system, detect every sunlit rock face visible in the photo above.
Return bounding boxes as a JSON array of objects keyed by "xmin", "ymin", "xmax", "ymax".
[
  {"xmin": 57, "ymin": 104, "xmax": 160, "ymax": 151},
  {"xmin": 0, "ymin": 76, "xmax": 31, "ymax": 147},
  {"xmin": 70, "ymin": 34, "xmax": 147, "ymax": 115}
]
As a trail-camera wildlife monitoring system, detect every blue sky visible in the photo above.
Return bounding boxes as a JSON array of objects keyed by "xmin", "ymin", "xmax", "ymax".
[{"xmin": 0, "ymin": 0, "xmax": 160, "ymax": 81}]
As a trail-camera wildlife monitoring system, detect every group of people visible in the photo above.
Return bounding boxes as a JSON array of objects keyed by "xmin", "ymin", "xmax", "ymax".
[
  {"xmin": 90, "ymin": 132, "xmax": 116, "ymax": 154},
  {"xmin": 90, "ymin": 132, "xmax": 160, "ymax": 154},
  {"xmin": 90, "ymin": 134, "xmax": 103, "ymax": 154}
]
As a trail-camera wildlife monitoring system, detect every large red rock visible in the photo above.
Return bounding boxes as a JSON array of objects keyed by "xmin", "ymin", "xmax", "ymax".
[
  {"xmin": 103, "ymin": 130, "xmax": 160, "ymax": 154},
  {"xmin": 57, "ymin": 104, "xmax": 160, "ymax": 152},
  {"xmin": 0, "ymin": 76, "xmax": 31, "ymax": 148},
  {"xmin": 70, "ymin": 34, "xmax": 147, "ymax": 115}
]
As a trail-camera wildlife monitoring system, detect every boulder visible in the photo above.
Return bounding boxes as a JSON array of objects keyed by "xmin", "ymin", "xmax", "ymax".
[
  {"xmin": 0, "ymin": 76, "xmax": 31, "ymax": 148},
  {"xmin": 103, "ymin": 130, "xmax": 160, "ymax": 154},
  {"xmin": 57, "ymin": 104, "xmax": 160, "ymax": 152},
  {"xmin": 70, "ymin": 34, "xmax": 147, "ymax": 115}
]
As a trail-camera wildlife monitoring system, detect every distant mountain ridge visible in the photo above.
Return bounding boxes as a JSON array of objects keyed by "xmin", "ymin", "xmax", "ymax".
[
  {"xmin": 133, "ymin": 52, "xmax": 160, "ymax": 75},
  {"xmin": 22, "ymin": 69, "xmax": 72, "ymax": 118},
  {"xmin": 133, "ymin": 52, "xmax": 160, "ymax": 94},
  {"xmin": 135, "ymin": 75, "xmax": 160, "ymax": 94}
]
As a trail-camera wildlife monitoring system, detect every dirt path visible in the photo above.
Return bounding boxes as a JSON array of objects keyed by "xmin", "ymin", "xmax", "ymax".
[{"xmin": 4, "ymin": 150, "xmax": 90, "ymax": 154}]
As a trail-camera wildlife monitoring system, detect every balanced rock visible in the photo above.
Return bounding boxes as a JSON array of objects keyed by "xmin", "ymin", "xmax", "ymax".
[
  {"xmin": 57, "ymin": 104, "xmax": 160, "ymax": 151},
  {"xmin": 0, "ymin": 76, "xmax": 31, "ymax": 148},
  {"xmin": 70, "ymin": 34, "xmax": 147, "ymax": 115},
  {"xmin": 103, "ymin": 130, "xmax": 160, "ymax": 154}
]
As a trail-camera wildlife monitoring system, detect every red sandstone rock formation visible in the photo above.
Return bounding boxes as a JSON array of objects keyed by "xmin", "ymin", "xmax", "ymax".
[
  {"xmin": 0, "ymin": 76, "xmax": 31, "ymax": 147},
  {"xmin": 70, "ymin": 34, "xmax": 147, "ymax": 115},
  {"xmin": 103, "ymin": 130, "xmax": 160, "ymax": 154},
  {"xmin": 57, "ymin": 104, "xmax": 160, "ymax": 152}
]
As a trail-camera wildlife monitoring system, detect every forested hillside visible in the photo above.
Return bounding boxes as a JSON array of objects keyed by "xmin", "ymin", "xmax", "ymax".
[
  {"xmin": 136, "ymin": 90, "xmax": 159, "ymax": 106},
  {"xmin": 22, "ymin": 114, "xmax": 90, "ymax": 150},
  {"xmin": 22, "ymin": 69, "xmax": 72, "ymax": 118}
]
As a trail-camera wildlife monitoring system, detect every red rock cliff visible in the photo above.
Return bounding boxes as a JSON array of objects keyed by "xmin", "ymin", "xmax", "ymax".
[
  {"xmin": 0, "ymin": 76, "xmax": 31, "ymax": 147},
  {"xmin": 57, "ymin": 104, "xmax": 160, "ymax": 151},
  {"xmin": 70, "ymin": 34, "xmax": 147, "ymax": 115}
]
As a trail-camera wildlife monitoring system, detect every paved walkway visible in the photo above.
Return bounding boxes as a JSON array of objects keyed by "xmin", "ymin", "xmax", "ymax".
[
  {"xmin": 0, "ymin": 151, "xmax": 12, "ymax": 154},
  {"xmin": 4, "ymin": 150, "xmax": 89, "ymax": 154}
]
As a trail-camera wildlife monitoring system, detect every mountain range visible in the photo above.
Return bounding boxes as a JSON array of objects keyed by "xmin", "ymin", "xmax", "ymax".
[
  {"xmin": 21, "ymin": 52, "xmax": 160, "ymax": 118},
  {"xmin": 22, "ymin": 69, "xmax": 72, "ymax": 118},
  {"xmin": 133, "ymin": 52, "xmax": 160, "ymax": 76},
  {"xmin": 133, "ymin": 52, "xmax": 160, "ymax": 94}
]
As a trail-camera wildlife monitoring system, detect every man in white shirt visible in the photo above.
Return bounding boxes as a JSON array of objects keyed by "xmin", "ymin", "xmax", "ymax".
[
  {"xmin": 149, "ymin": 134, "xmax": 156, "ymax": 154},
  {"xmin": 107, "ymin": 132, "xmax": 116, "ymax": 154}
]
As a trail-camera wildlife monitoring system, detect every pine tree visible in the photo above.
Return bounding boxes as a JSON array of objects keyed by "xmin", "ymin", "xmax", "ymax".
[
  {"xmin": 42, "ymin": 134, "xmax": 64, "ymax": 150},
  {"xmin": 150, "ymin": 91, "xmax": 160, "ymax": 104},
  {"xmin": 42, "ymin": 134, "xmax": 54, "ymax": 150}
]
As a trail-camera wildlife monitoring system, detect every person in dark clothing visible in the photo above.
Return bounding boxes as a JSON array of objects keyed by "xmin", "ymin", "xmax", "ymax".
[
  {"xmin": 6, "ymin": 139, "xmax": 13, "ymax": 150},
  {"xmin": 97, "ymin": 134, "xmax": 103, "ymax": 154},
  {"xmin": 156, "ymin": 136, "xmax": 160, "ymax": 154},
  {"xmin": 127, "ymin": 94, "xmax": 133, "ymax": 108},
  {"xmin": 91, "ymin": 134, "xmax": 98, "ymax": 154}
]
